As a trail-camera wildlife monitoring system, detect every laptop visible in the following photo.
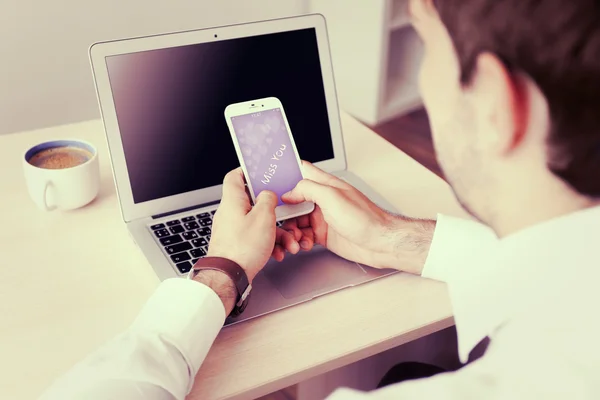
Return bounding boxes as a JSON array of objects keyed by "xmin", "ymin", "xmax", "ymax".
[{"xmin": 89, "ymin": 14, "xmax": 398, "ymax": 326}]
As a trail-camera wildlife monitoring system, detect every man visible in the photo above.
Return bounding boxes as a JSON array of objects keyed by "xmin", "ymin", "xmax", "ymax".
[{"xmin": 42, "ymin": 0, "xmax": 600, "ymax": 398}]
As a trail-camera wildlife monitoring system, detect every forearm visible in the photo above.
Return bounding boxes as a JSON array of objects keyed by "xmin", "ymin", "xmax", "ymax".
[
  {"xmin": 40, "ymin": 279, "xmax": 226, "ymax": 400},
  {"xmin": 376, "ymin": 215, "xmax": 437, "ymax": 275},
  {"xmin": 193, "ymin": 269, "xmax": 237, "ymax": 315},
  {"xmin": 376, "ymin": 213, "xmax": 500, "ymax": 280}
]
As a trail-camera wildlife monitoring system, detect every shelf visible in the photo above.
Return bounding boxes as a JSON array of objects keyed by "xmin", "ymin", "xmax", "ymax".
[
  {"xmin": 382, "ymin": 25, "xmax": 423, "ymax": 121},
  {"xmin": 390, "ymin": 14, "xmax": 411, "ymax": 30},
  {"xmin": 390, "ymin": 0, "xmax": 411, "ymax": 30},
  {"xmin": 380, "ymin": 88, "xmax": 422, "ymax": 122}
]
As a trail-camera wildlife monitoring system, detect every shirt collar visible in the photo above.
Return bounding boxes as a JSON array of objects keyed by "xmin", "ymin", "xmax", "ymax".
[{"xmin": 451, "ymin": 205, "xmax": 600, "ymax": 362}]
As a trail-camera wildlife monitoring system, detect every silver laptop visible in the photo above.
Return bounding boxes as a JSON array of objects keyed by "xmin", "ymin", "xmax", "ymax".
[{"xmin": 89, "ymin": 14, "xmax": 398, "ymax": 326}]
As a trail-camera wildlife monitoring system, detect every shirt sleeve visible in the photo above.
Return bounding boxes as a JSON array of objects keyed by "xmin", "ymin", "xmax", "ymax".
[
  {"xmin": 39, "ymin": 278, "xmax": 225, "ymax": 400},
  {"xmin": 421, "ymin": 214, "xmax": 498, "ymax": 283}
]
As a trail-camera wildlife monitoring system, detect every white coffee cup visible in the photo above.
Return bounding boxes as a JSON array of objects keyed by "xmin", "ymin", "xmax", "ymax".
[{"xmin": 23, "ymin": 140, "xmax": 100, "ymax": 211}]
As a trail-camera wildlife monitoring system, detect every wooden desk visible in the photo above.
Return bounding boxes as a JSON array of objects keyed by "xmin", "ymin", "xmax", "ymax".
[{"xmin": 0, "ymin": 113, "xmax": 466, "ymax": 400}]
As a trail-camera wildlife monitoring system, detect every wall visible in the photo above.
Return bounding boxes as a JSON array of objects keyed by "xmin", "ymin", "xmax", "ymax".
[{"xmin": 0, "ymin": 0, "xmax": 307, "ymax": 135}]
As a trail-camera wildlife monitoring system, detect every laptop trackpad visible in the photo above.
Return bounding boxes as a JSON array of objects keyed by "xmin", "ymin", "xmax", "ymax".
[{"xmin": 263, "ymin": 245, "xmax": 367, "ymax": 299}]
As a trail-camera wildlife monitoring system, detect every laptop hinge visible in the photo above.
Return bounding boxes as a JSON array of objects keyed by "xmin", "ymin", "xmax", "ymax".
[{"xmin": 152, "ymin": 199, "xmax": 221, "ymax": 220}]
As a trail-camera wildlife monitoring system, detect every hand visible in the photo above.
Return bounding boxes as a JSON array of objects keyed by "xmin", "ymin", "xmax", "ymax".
[
  {"xmin": 274, "ymin": 162, "xmax": 435, "ymax": 274},
  {"xmin": 207, "ymin": 168, "xmax": 299, "ymax": 283}
]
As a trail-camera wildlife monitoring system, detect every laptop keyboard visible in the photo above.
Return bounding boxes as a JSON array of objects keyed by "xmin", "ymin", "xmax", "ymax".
[{"xmin": 150, "ymin": 210, "xmax": 283, "ymax": 275}]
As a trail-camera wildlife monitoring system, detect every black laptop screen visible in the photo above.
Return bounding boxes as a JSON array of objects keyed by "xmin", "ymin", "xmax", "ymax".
[{"xmin": 105, "ymin": 28, "xmax": 335, "ymax": 204}]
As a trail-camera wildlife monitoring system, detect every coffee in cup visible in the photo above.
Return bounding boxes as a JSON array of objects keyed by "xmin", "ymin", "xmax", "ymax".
[
  {"xmin": 28, "ymin": 146, "xmax": 93, "ymax": 169},
  {"xmin": 23, "ymin": 140, "xmax": 100, "ymax": 211}
]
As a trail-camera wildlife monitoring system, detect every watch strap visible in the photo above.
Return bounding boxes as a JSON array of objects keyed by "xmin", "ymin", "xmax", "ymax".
[{"xmin": 190, "ymin": 257, "xmax": 251, "ymax": 317}]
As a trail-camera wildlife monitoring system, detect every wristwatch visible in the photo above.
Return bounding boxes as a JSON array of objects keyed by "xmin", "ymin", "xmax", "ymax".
[{"xmin": 188, "ymin": 257, "xmax": 252, "ymax": 317}]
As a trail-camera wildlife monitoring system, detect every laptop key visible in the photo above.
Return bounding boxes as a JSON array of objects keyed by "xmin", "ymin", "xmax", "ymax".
[
  {"xmin": 206, "ymin": 235, "xmax": 211, "ymax": 242},
  {"xmin": 197, "ymin": 227, "xmax": 211, "ymax": 236},
  {"xmin": 182, "ymin": 216, "xmax": 196, "ymax": 222},
  {"xmin": 182, "ymin": 231, "xmax": 198, "ymax": 241},
  {"xmin": 191, "ymin": 248, "xmax": 207, "ymax": 258},
  {"xmin": 165, "ymin": 242, "xmax": 192, "ymax": 254},
  {"xmin": 169, "ymin": 225, "xmax": 185, "ymax": 234},
  {"xmin": 210, "ymin": 210, "xmax": 216, "ymax": 215},
  {"xmin": 150, "ymin": 223, "xmax": 165, "ymax": 230},
  {"xmin": 191, "ymin": 237, "xmax": 208, "ymax": 247},
  {"xmin": 154, "ymin": 229, "xmax": 170, "ymax": 238},
  {"xmin": 192, "ymin": 258, "xmax": 200, "ymax": 265},
  {"xmin": 176, "ymin": 261, "xmax": 192, "ymax": 274},
  {"xmin": 196, "ymin": 212, "xmax": 210, "ymax": 219},
  {"xmin": 184, "ymin": 221, "xmax": 199, "ymax": 230},
  {"xmin": 160, "ymin": 234, "xmax": 183, "ymax": 246},
  {"xmin": 166, "ymin": 220, "xmax": 181, "ymax": 226},
  {"xmin": 199, "ymin": 218, "xmax": 212, "ymax": 227},
  {"xmin": 170, "ymin": 252, "xmax": 191, "ymax": 263}
]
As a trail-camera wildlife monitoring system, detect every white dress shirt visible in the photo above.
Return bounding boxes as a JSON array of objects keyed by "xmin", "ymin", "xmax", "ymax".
[{"xmin": 40, "ymin": 207, "xmax": 600, "ymax": 399}]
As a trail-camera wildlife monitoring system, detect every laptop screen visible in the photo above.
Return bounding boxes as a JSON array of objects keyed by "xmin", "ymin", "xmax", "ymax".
[{"xmin": 105, "ymin": 28, "xmax": 335, "ymax": 205}]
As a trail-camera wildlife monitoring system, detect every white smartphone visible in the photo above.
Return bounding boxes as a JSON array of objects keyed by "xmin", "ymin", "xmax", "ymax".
[{"xmin": 224, "ymin": 97, "xmax": 315, "ymax": 221}]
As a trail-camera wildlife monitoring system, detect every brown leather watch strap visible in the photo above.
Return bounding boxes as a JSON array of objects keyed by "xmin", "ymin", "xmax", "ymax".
[{"xmin": 191, "ymin": 257, "xmax": 251, "ymax": 317}]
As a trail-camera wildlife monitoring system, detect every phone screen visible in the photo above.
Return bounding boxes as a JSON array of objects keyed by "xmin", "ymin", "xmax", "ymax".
[{"xmin": 230, "ymin": 108, "xmax": 303, "ymax": 206}]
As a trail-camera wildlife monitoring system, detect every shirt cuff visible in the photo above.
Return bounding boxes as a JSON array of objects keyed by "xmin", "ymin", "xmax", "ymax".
[
  {"xmin": 130, "ymin": 279, "xmax": 226, "ymax": 385},
  {"xmin": 421, "ymin": 214, "xmax": 498, "ymax": 282}
]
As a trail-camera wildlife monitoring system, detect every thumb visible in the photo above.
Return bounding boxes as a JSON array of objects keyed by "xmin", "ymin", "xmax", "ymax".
[
  {"xmin": 282, "ymin": 179, "xmax": 333, "ymax": 205},
  {"xmin": 254, "ymin": 190, "xmax": 278, "ymax": 211}
]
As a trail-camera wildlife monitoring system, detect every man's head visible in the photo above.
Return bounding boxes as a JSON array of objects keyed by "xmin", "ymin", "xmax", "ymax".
[{"xmin": 409, "ymin": 0, "xmax": 600, "ymax": 235}]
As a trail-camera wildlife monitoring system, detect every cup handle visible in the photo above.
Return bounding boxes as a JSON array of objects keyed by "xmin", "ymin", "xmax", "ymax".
[{"xmin": 43, "ymin": 181, "xmax": 57, "ymax": 211}]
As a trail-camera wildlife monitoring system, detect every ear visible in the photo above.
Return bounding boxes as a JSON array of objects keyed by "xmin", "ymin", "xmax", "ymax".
[{"xmin": 469, "ymin": 52, "xmax": 528, "ymax": 155}]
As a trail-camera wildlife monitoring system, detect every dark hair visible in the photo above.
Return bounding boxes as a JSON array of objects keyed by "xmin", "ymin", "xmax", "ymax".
[{"xmin": 432, "ymin": 0, "xmax": 600, "ymax": 197}]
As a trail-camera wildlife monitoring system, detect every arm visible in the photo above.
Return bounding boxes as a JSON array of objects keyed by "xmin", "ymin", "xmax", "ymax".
[
  {"xmin": 376, "ymin": 215, "xmax": 437, "ymax": 275},
  {"xmin": 386, "ymin": 213, "xmax": 498, "ymax": 281},
  {"xmin": 40, "ymin": 169, "xmax": 290, "ymax": 400},
  {"xmin": 278, "ymin": 162, "xmax": 498, "ymax": 280},
  {"xmin": 40, "ymin": 274, "xmax": 233, "ymax": 400}
]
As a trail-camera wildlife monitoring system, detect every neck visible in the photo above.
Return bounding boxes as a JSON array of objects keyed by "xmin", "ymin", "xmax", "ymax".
[{"xmin": 486, "ymin": 177, "xmax": 600, "ymax": 238}]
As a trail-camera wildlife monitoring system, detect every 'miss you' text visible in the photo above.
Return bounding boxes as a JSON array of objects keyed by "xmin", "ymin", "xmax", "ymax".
[{"xmin": 261, "ymin": 144, "xmax": 287, "ymax": 185}]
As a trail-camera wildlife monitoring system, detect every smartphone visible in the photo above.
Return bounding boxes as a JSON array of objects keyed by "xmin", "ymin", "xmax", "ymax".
[{"xmin": 224, "ymin": 97, "xmax": 315, "ymax": 221}]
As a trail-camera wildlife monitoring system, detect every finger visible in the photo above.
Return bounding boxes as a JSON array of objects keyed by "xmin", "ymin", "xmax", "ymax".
[
  {"xmin": 275, "ymin": 227, "xmax": 289, "ymax": 244},
  {"xmin": 281, "ymin": 179, "xmax": 335, "ymax": 205},
  {"xmin": 281, "ymin": 221, "xmax": 303, "ymax": 241},
  {"xmin": 253, "ymin": 190, "xmax": 278, "ymax": 212},
  {"xmin": 276, "ymin": 228, "xmax": 300, "ymax": 254},
  {"xmin": 220, "ymin": 168, "xmax": 252, "ymax": 214},
  {"xmin": 296, "ymin": 213, "xmax": 311, "ymax": 229},
  {"xmin": 299, "ymin": 227, "xmax": 315, "ymax": 251},
  {"xmin": 301, "ymin": 161, "xmax": 349, "ymax": 189},
  {"xmin": 250, "ymin": 190, "xmax": 278, "ymax": 225},
  {"xmin": 272, "ymin": 245, "xmax": 285, "ymax": 262},
  {"xmin": 281, "ymin": 218, "xmax": 298, "ymax": 229}
]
